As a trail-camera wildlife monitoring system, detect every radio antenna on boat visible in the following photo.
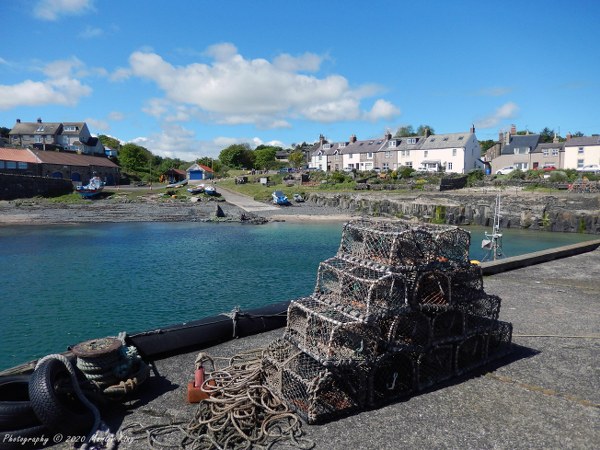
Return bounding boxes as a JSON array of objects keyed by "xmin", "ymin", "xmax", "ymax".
[{"xmin": 482, "ymin": 194, "xmax": 504, "ymax": 261}]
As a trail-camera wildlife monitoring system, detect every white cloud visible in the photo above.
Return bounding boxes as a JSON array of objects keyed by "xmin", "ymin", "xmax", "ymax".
[
  {"xmin": 109, "ymin": 67, "xmax": 131, "ymax": 81},
  {"xmin": 0, "ymin": 78, "xmax": 91, "ymax": 110},
  {"xmin": 364, "ymin": 99, "xmax": 401, "ymax": 121},
  {"xmin": 0, "ymin": 56, "xmax": 95, "ymax": 110},
  {"xmin": 128, "ymin": 43, "xmax": 399, "ymax": 127},
  {"xmin": 34, "ymin": 0, "xmax": 95, "ymax": 21},
  {"xmin": 130, "ymin": 125, "xmax": 285, "ymax": 160},
  {"xmin": 474, "ymin": 102, "xmax": 519, "ymax": 129}
]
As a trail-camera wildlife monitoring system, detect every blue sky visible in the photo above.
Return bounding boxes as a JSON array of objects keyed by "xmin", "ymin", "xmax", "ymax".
[{"xmin": 1, "ymin": 0, "xmax": 599, "ymax": 160}]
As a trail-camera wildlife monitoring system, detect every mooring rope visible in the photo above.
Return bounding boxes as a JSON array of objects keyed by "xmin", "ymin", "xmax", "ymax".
[{"xmin": 121, "ymin": 348, "xmax": 314, "ymax": 449}]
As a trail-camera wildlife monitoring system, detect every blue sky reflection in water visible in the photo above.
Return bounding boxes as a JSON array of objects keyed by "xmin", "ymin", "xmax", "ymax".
[{"xmin": 0, "ymin": 221, "xmax": 596, "ymax": 370}]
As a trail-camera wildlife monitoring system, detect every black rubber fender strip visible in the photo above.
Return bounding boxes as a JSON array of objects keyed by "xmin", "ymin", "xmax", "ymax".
[
  {"xmin": 0, "ymin": 424, "xmax": 50, "ymax": 449},
  {"xmin": 0, "ymin": 375, "xmax": 40, "ymax": 432},
  {"xmin": 127, "ymin": 300, "xmax": 290, "ymax": 360},
  {"xmin": 28, "ymin": 359, "xmax": 94, "ymax": 436}
]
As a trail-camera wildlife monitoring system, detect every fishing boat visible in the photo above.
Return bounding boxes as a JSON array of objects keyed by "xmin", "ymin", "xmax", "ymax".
[
  {"xmin": 76, "ymin": 176, "xmax": 104, "ymax": 199},
  {"xmin": 204, "ymin": 185, "xmax": 217, "ymax": 195},
  {"xmin": 166, "ymin": 179, "xmax": 188, "ymax": 188},
  {"xmin": 187, "ymin": 184, "xmax": 205, "ymax": 194},
  {"xmin": 481, "ymin": 194, "xmax": 505, "ymax": 261}
]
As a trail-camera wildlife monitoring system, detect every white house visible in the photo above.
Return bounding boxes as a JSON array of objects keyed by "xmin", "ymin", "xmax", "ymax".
[
  {"xmin": 414, "ymin": 128, "xmax": 482, "ymax": 173},
  {"xmin": 563, "ymin": 136, "xmax": 600, "ymax": 170}
]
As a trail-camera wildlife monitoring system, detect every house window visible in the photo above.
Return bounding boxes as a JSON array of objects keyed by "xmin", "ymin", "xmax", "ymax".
[
  {"xmin": 515, "ymin": 162, "xmax": 528, "ymax": 170},
  {"xmin": 543, "ymin": 149, "xmax": 549, "ymax": 156},
  {"xmin": 458, "ymin": 136, "xmax": 464, "ymax": 140},
  {"xmin": 64, "ymin": 126, "xmax": 77, "ymax": 132},
  {"xmin": 452, "ymin": 149, "xmax": 457, "ymax": 156},
  {"xmin": 367, "ymin": 152, "xmax": 373, "ymax": 159},
  {"xmin": 578, "ymin": 147, "xmax": 584, "ymax": 154},
  {"xmin": 339, "ymin": 142, "xmax": 346, "ymax": 148},
  {"xmin": 407, "ymin": 138, "xmax": 416, "ymax": 144},
  {"xmin": 318, "ymin": 155, "xmax": 322, "ymax": 161},
  {"xmin": 349, "ymin": 154, "xmax": 353, "ymax": 159},
  {"xmin": 383, "ymin": 163, "xmax": 389, "ymax": 170},
  {"xmin": 385, "ymin": 151, "xmax": 391, "ymax": 158},
  {"xmin": 36, "ymin": 126, "xmax": 44, "ymax": 132},
  {"xmin": 424, "ymin": 151, "xmax": 428, "ymax": 157},
  {"xmin": 513, "ymin": 147, "xmax": 529, "ymax": 155},
  {"xmin": 335, "ymin": 154, "xmax": 340, "ymax": 160},
  {"xmin": 388, "ymin": 140, "xmax": 397, "ymax": 148},
  {"xmin": 0, "ymin": 161, "xmax": 4, "ymax": 168},
  {"xmin": 443, "ymin": 137, "xmax": 448, "ymax": 141},
  {"xmin": 447, "ymin": 162, "xmax": 453, "ymax": 170},
  {"xmin": 406, "ymin": 161, "xmax": 413, "ymax": 168},
  {"xmin": 18, "ymin": 162, "xmax": 27, "ymax": 169},
  {"xmin": 318, "ymin": 164, "xmax": 322, "ymax": 170},
  {"xmin": 577, "ymin": 159, "xmax": 584, "ymax": 168},
  {"xmin": 552, "ymin": 148, "xmax": 559, "ymax": 156},
  {"xmin": 6, "ymin": 161, "xmax": 17, "ymax": 169}
]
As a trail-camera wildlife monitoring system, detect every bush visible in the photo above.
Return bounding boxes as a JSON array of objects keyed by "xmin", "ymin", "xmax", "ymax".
[
  {"xmin": 329, "ymin": 171, "xmax": 350, "ymax": 184},
  {"xmin": 467, "ymin": 169, "xmax": 484, "ymax": 186},
  {"xmin": 399, "ymin": 166, "xmax": 415, "ymax": 179},
  {"xmin": 549, "ymin": 170, "xmax": 568, "ymax": 182},
  {"xmin": 507, "ymin": 169, "xmax": 525, "ymax": 180}
]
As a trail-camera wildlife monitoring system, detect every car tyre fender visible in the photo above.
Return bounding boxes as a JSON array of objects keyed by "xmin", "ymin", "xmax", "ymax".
[
  {"xmin": 28, "ymin": 359, "xmax": 94, "ymax": 436},
  {"xmin": 0, "ymin": 375, "xmax": 41, "ymax": 431}
]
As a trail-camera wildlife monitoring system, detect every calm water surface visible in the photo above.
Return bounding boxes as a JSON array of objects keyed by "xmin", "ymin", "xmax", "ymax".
[{"xmin": 0, "ymin": 221, "xmax": 595, "ymax": 370}]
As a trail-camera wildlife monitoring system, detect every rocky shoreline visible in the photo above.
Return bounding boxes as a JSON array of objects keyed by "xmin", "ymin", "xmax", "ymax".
[{"xmin": 1, "ymin": 188, "xmax": 598, "ymax": 234}]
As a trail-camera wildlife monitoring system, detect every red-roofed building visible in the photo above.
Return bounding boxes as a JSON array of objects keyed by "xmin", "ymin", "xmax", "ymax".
[
  {"xmin": 0, "ymin": 147, "xmax": 120, "ymax": 185},
  {"xmin": 186, "ymin": 163, "xmax": 214, "ymax": 182}
]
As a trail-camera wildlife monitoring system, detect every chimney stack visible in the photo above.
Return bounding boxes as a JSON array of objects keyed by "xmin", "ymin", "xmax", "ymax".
[
  {"xmin": 553, "ymin": 132, "xmax": 558, "ymax": 143},
  {"xmin": 384, "ymin": 130, "xmax": 392, "ymax": 141},
  {"xmin": 470, "ymin": 124, "xmax": 475, "ymax": 134},
  {"xmin": 424, "ymin": 127, "xmax": 431, "ymax": 138},
  {"xmin": 350, "ymin": 134, "xmax": 357, "ymax": 143},
  {"xmin": 37, "ymin": 118, "xmax": 42, "ymax": 123},
  {"xmin": 566, "ymin": 132, "xmax": 572, "ymax": 141},
  {"xmin": 498, "ymin": 131, "xmax": 504, "ymax": 143},
  {"xmin": 16, "ymin": 118, "xmax": 21, "ymax": 123},
  {"xmin": 510, "ymin": 124, "xmax": 517, "ymax": 135}
]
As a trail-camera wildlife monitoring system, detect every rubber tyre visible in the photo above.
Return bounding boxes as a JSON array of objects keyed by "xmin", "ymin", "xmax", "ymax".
[
  {"xmin": 0, "ymin": 424, "xmax": 50, "ymax": 449},
  {"xmin": 28, "ymin": 360, "xmax": 94, "ymax": 436},
  {"xmin": 0, "ymin": 375, "xmax": 40, "ymax": 431}
]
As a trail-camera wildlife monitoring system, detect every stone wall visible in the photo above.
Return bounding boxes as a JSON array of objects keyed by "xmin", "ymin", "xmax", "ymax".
[
  {"xmin": 0, "ymin": 173, "xmax": 73, "ymax": 200},
  {"xmin": 307, "ymin": 192, "xmax": 600, "ymax": 234}
]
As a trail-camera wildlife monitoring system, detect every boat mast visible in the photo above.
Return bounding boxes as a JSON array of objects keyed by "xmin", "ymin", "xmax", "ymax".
[{"xmin": 482, "ymin": 194, "xmax": 504, "ymax": 261}]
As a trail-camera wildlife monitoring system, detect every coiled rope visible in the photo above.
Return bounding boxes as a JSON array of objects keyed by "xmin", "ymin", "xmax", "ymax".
[{"xmin": 121, "ymin": 349, "xmax": 314, "ymax": 449}]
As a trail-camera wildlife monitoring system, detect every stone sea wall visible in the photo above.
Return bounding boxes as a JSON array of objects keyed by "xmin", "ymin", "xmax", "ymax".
[{"xmin": 307, "ymin": 192, "xmax": 600, "ymax": 234}]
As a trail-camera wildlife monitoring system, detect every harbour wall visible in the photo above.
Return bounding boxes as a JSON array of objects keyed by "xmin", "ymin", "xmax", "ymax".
[
  {"xmin": 0, "ymin": 173, "xmax": 73, "ymax": 200},
  {"xmin": 307, "ymin": 192, "xmax": 600, "ymax": 234}
]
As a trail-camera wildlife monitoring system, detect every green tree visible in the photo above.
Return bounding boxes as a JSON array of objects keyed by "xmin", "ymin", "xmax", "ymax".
[
  {"xmin": 539, "ymin": 127, "xmax": 555, "ymax": 143},
  {"xmin": 98, "ymin": 134, "xmax": 121, "ymax": 150},
  {"xmin": 0, "ymin": 127, "xmax": 10, "ymax": 138},
  {"xmin": 219, "ymin": 143, "xmax": 255, "ymax": 169},
  {"xmin": 119, "ymin": 143, "xmax": 150, "ymax": 174},
  {"xmin": 288, "ymin": 150, "xmax": 305, "ymax": 169},
  {"xmin": 479, "ymin": 139, "xmax": 496, "ymax": 154},
  {"xmin": 416, "ymin": 124, "xmax": 435, "ymax": 135},
  {"xmin": 253, "ymin": 146, "xmax": 278, "ymax": 170},
  {"xmin": 394, "ymin": 125, "xmax": 415, "ymax": 137}
]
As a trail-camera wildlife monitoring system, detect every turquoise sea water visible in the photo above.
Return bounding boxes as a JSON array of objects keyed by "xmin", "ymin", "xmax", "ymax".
[{"xmin": 0, "ymin": 221, "xmax": 595, "ymax": 371}]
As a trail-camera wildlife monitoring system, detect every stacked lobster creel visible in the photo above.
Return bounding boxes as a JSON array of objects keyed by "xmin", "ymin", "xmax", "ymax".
[{"xmin": 262, "ymin": 218, "xmax": 513, "ymax": 424}]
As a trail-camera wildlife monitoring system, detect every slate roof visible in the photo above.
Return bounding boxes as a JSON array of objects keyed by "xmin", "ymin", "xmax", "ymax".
[
  {"xmin": 60, "ymin": 122, "xmax": 86, "ymax": 135},
  {"xmin": 564, "ymin": 136, "xmax": 600, "ymax": 147},
  {"xmin": 9, "ymin": 122, "xmax": 62, "ymax": 136},
  {"xmin": 420, "ymin": 132, "xmax": 473, "ymax": 150},
  {"xmin": 500, "ymin": 134, "xmax": 540, "ymax": 155},
  {"xmin": 381, "ymin": 136, "xmax": 424, "ymax": 152},
  {"xmin": 532, "ymin": 142, "xmax": 564, "ymax": 154}
]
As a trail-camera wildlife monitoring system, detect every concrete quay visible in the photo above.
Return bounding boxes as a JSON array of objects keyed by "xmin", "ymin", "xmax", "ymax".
[{"xmin": 82, "ymin": 244, "xmax": 600, "ymax": 450}]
